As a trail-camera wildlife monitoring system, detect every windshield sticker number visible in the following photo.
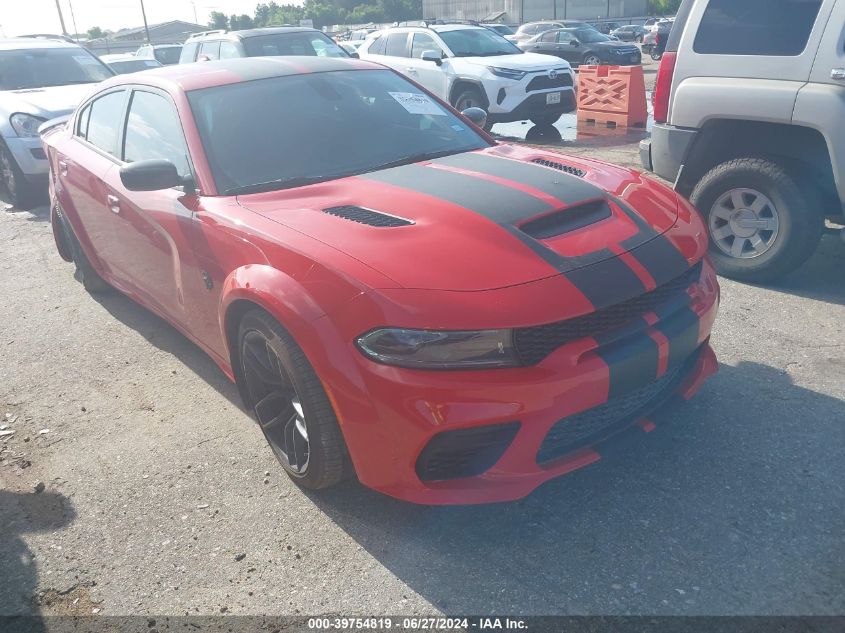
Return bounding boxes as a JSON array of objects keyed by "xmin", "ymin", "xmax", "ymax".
[{"xmin": 389, "ymin": 92, "xmax": 447, "ymax": 116}]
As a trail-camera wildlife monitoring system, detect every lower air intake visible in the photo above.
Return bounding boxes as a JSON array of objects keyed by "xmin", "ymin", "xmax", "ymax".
[{"xmin": 416, "ymin": 422, "xmax": 520, "ymax": 482}]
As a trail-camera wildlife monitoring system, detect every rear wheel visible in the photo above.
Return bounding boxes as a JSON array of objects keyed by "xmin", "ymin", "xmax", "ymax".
[
  {"xmin": 583, "ymin": 54, "xmax": 602, "ymax": 66},
  {"xmin": 0, "ymin": 141, "xmax": 40, "ymax": 210},
  {"xmin": 690, "ymin": 158, "xmax": 824, "ymax": 282},
  {"xmin": 238, "ymin": 309, "xmax": 347, "ymax": 490},
  {"xmin": 55, "ymin": 204, "xmax": 111, "ymax": 293}
]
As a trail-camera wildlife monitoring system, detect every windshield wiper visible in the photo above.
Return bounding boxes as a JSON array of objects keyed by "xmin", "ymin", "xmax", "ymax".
[{"xmin": 227, "ymin": 174, "xmax": 349, "ymax": 195}]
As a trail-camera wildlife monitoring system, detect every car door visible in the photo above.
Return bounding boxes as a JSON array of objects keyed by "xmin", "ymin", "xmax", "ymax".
[
  {"xmin": 554, "ymin": 31, "xmax": 581, "ymax": 63},
  {"xmin": 58, "ymin": 88, "xmax": 128, "ymax": 278},
  {"xmin": 198, "ymin": 40, "xmax": 220, "ymax": 61},
  {"xmin": 102, "ymin": 87, "xmax": 198, "ymax": 322},
  {"xmin": 373, "ymin": 32, "xmax": 411, "ymax": 75},
  {"xmin": 405, "ymin": 32, "xmax": 449, "ymax": 98}
]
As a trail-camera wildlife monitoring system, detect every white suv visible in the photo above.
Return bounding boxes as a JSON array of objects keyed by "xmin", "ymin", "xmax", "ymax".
[{"xmin": 358, "ymin": 23, "xmax": 575, "ymax": 128}]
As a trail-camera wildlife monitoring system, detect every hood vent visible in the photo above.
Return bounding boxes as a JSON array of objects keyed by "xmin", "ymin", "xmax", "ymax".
[
  {"xmin": 322, "ymin": 205, "xmax": 412, "ymax": 228},
  {"xmin": 519, "ymin": 199, "xmax": 612, "ymax": 240},
  {"xmin": 531, "ymin": 158, "xmax": 586, "ymax": 178}
]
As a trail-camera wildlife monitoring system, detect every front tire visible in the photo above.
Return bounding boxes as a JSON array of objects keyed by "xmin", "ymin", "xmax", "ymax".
[
  {"xmin": 530, "ymin": 112, "xmax": 562, "ymax": 126},
  {"xmin": 583, "ymin": 54, "xmax": 603, "ymax": 66},
  {"xmin": 238, "ymin": 309, "xmax": 346, "ymax": 490},
  {"xmin": 690, "ymin": 158, "xmax": 824, "ymax": 282},
  {"xmin": 0, "ymin": 141, "xmax": 40, "ymax": 210},
  {"xmin": 55, "ymin": 204, "xmax": 111, "ymax": 293}
]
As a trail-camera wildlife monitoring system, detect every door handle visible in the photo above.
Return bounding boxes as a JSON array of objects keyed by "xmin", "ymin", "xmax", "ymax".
[
  {"xmin": 58, "ymin": 160, "xmax": 68, "ymax": 176},
  {"xmin": 832, "ymin": 68, "xmax": 845, "ymax": 80},
  {"xmin": 405, "ymin": 67, "xmax": 418, "ymax": 74},
  {"xmin": 107, "ymin": 194, "xmax": 120, "ymax": 214}
]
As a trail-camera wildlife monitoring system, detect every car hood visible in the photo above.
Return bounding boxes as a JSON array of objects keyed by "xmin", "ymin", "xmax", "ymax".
[
  {"xmin": 237, "ymin": 147, "xmax": 682, "ymax": 292},
  {"xmin": 0, "ymin": 84, "xmax": 95, "ymax": 119},
  {"xmin": 460, "ymin": 52, "xmax": 570, "ymax": 71}
]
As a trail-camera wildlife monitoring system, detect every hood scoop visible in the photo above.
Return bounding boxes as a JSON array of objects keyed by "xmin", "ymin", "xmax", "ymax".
[
  {"xmin": 519, "ymin": 199, "xmax": 612, "ymax": 240},
  {"xmin": 531, "ymin": 158, "xmax": 586, "ymax": 178},
  {"xmin": 323, "ymin": 205, "xmax": 412, "ymax": 228}
]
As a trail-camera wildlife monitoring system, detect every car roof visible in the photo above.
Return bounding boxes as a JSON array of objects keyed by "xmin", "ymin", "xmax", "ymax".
[
  {"xmin": 192, "ymin": 26, "xmax": 318, "ymax": 41},
  {"xmin": 0, "ymin": 37, "xmax": 81, "ymax": 51},
  {"xmin": 429, "ymin": 24, "xmax": 485, "ymax": 33},
  {"xmin": 92, "ymin": 56, "xmax": 381, "ymax": 93}
]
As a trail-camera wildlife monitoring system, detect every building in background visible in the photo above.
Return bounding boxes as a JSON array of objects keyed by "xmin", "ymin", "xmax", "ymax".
[
  {"xmin": 422, "ymin": 0, "xmax": 649, "ymax": 24},
  {"xmin": 86, "ymin": 20, "xmax": 204, "ymax": 55}
]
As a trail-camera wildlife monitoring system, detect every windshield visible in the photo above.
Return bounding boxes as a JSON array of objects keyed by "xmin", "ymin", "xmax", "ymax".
[
  {"xmin": 242, "ymin": 32, "xmax": 349, "ymax": 57},
  {"xmin": 153, "ymin": 46, "xmax": 182, "ymax": 64},
  {"xmin": 439, "ymin": 28, "xmax": 522, "ymax": 57},
  {"xmin": 0, "ymin": 47, "xmax": 113, "ymax": 90},
  {"xmin": 188, "ymin": 69, "xmax": 489, "ymax": 195},
  {"xmin": 575, "ymin": 29, "xmax": 611, "ymax": 43}
]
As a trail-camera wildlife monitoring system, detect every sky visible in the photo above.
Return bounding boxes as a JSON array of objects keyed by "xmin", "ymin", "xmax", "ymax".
[{"xmin": 0, "ymin": 0, "xmax": 289, "ymax": 37}]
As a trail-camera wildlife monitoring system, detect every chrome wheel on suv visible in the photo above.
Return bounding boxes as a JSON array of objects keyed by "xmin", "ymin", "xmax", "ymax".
[{"xmin": 708, "ymin": 188, "xmax": 780, "ymax": 259}]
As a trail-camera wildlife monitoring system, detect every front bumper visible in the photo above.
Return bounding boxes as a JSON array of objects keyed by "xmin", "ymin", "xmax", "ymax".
[
  {"xmin": 488, "ymin": 89, "xmax": 577, "ymax": 123},
  {"xmin": 318, "ymin": 259, "xmax": 720, "ymax": 505},
  {"xmin": 3, "ymin": 135, "xmax": 49, "ymax": 177}
]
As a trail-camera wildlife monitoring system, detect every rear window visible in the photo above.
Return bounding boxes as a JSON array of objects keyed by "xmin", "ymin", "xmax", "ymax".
[
  {"xmin": 242, "ymin": 32, "xmax": 348, "ymax": 57},
  {"xmin": 367, "ymin": 35, "xmax": 386, "ymax": 55},
  {"xmin": 384, "ymin": 33, "xmax": 409, "ymax": 57},
  {"xmin": 154, "ymin": 46, "xmax": 182, "ymax": 64},
  {"xmin": 693, "ymin": 0, "xmax": 823, "ymax": 56}
]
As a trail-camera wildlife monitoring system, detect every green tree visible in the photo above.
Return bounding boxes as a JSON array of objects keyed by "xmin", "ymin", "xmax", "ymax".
[
  {"xmin": 86, "ymin": 26, "xmax": 105, "ymax": 39},
  {"xmin": 648, "ymin": 0, "xmax": 682, "ymax": 14},
  {"xmin": 208, "ymin": 11, "xmax": 229, "ymax": 29},
  {"xmin": 229, "ymin": 14, "xmax": 255, "ymax": 30}
]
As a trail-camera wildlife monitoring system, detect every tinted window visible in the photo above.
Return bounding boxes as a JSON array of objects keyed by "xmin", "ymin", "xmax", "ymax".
[
  {"xmin": 0, "ymin": 47, "xmax": 113, "ymax": 90},
  {"xmin": 540, "ymin": 31, "xmax": 557, "ymax": 42},
  {"xmin": 199, "ymin": 41, "xmax": 220, "ymax": 60},
  {"xmin": 154, "ymin": 46, "xmax": 182, "ymax": 64},
  {"xmin": 242, "ymin": 32, "xmax": 348, "ymax": 57},
  {"xmin": 411, "ymin": 33, "xmax": 442, "ymax": 58},
  {"xmin": 219, "ymin": 41, "xmax": 240, "ymax": 59},
  {"xmin": 384, "ymin": 33, "xmax": 409, "ymax": 57},
  {"xmin": 85, "ymin": 91, "xmax": 126, "ymax": 155},
  {"xmin": 180, "ymin": 41, "xmax": 199, "ymax": 63},
  {"xmin": 188, "ymin": 69, "xmax": 488, "ymax": 195},
  {"xmin": 368, "ymin": 35, "xmax": 386, "ymax": 55},
  {"xmin": 693, "ymin": 0, "xmax": 822, "ymax": 56},
  {"xmin": 123, "ymin": 91, "xmax": 190, "ymax": 177}
]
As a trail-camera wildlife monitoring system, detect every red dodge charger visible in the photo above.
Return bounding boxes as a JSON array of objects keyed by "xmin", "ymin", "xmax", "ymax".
[{"xmin": 41, "ymin": 57, "xmax": 719, "ymax": 505}]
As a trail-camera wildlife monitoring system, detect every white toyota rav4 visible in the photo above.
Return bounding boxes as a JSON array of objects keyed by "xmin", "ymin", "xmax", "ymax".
[{"xmin": 357, "ymin": 23, "xmax": 576, "ymax": 129}]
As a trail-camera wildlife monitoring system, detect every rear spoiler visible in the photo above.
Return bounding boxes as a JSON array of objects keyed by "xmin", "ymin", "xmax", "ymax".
[{"xmin": 38, "ymin": 115, "xmax": 70, "ymax": 136}]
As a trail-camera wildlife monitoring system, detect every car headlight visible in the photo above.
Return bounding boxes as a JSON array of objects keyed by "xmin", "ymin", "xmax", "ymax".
[
  {"xmin": 356, "ymin": 328, "xmax": 520, "ymax": 370},
  {"xmin": 487, "ymin": 66, "xmax": 527, "ymax": 81},
  {"xmin": 10, "ymin": 113, "xmax": 47, "ymax": 138}
]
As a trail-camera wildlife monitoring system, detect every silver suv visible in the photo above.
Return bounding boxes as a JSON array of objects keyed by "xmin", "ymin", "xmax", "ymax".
[
  {"xmin": 0, "ymin": 37, "xmax": 113, "ymax": 208},
  {"xmin": 640, "ymin": 0, "xmax": 845, "ymax": 281}
]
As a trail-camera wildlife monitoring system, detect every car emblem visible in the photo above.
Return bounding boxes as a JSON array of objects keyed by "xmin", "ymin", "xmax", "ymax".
[{"xmin": 549, "ymin": 70, "xmax": 558, "ymax": 80}]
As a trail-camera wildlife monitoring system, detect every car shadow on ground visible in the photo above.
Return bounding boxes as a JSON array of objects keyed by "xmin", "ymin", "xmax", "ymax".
[
  {"xmin": 90, "ymin": 291, "xmax": 243, "ymax": 410},
  {"xmin": 0, "ymin": 488, "xmax": 75, "ymax": 628},
  {"xmin": 305, "ymin": 361, "xmax": 845, "ymax": 615}
]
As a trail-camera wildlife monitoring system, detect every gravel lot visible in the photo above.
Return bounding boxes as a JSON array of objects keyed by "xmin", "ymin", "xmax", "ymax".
[{"xmin": 1, "ymin": 80, "xmax": 843, "ymax": 617}]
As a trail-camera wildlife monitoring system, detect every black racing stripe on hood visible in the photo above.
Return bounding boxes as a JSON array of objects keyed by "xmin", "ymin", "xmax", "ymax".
[
  {"xmin": 563, "ymin": 255, "xmax": 647, "ymax": 310},
  {"xmin": 654, "ymin": 307, "xmax": 701, "ymax": 373},
  {"xmin": 360, "ymin": 163, "xmax": 549, "ymax": 225},
  {"xmin": 431, "ymin": 152, "xmax": 605, "ymax": 205},
  {"xmin": 594, "ymin": 331, "xmax": 660, "ymax": 401},
  {"xmin": 629, "ymin": 234, "xmax": 691, "ymax": 287}
]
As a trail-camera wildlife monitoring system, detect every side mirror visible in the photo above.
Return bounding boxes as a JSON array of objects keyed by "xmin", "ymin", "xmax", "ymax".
[
  {"xmin": 461, "ymin": 106, "xmax": 487, "ymax": 129},
  {"xmin": 120, "ymin": 159, "xmax": 187, "ymax": 192},
  {"xmin": 349, "ymin": 50, "xmax": 360, "ymax": 58},
  {"xmin": 421, "ymin": 50, "xmax": 443, "ymax": 65},
  {"xmin": 571, "ymin": 40, "xmax": 580, "ymax": 46},
  {"xmin": 197, "ymin": 54, "xmax": 212, "ymax": 62}
]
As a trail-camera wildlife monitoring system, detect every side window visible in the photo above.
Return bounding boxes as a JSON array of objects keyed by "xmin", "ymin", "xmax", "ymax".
[
  {"xmin": 219, "ymin": 41, "xmax": 240, "ymax": 59},
  {"xmin": 384, "ymin": 33, "xmax": 409, "ymax": 57},
  {"xmin": 85, "ymin": 90, "xmax": 126, "ymax": 156},
  {"xmin": 540, "ymin": 31, "xmax": 557, "ymax": 42},
  {"xmin": 411, "ymin": 33, "xmax": 442, "ymax": 58},
  {"xmin": 693, "ymin": 0, "xmax": 823, "ymax": 56},
  {"xmin": 123, "ymin": 91, "xmax": 190, "ymax": 178},
  {"xmin": 180, "ymin": 41, "xmax": 199, "ymax": 63},
  {"xmin": 199, "ymin": 41, "xmax": 220, "ymax": 60},
  {"xmin": 75, "ymin": 103, "xmax": 92, "ymax": 139},
  {"xmin": 368, "ymin": 35, "xmax": 386, "ymax": 55},
  {"xmin": 557, "ymin": 32, "xmax": 574, "ymax": 44}
]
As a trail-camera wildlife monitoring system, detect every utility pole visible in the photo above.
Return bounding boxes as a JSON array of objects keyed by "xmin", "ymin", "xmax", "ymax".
[
  {"xmin": 67, "ymin": 0, "xmax": 80, "ymax": 41},
  {"xmin": 190, "ymin": 0, "xmax": 198, "ymax": 23},
  {"xmin": 54, "ymin": 0, "xmax": 68, "ymax": 35},
  {"xmin": 139, "ymin": 0, "xmax": 152, "ymax": 43}
]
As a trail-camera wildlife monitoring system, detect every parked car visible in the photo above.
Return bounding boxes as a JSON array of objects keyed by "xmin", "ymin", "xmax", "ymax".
[
  {"xmin": 135, "ymin": 43, "xmax": 182, "ymax": 65},
  {"xmin": 482, "ymin": 23, "xmax": 515, "ymax": 37},
  {"xmin": 508, "ymin": 20, "xmax": 592, "ymax": 42},
  {"xmin": 590, "ymin": 21, "xmax": 621, "ymax": 35},
  {"xmin": 41, "ymin": 57, "xmax": 719, "ymax": 504},
  {"xmin": 641, "ymin": 29, "xmax": 659, "ymax": 55},
  {"xmin": 0, "ymin": 37, "xmax": 113, "ymax": 208},
  {"xmin": 611, "ymin": 24, "xmax": 648, "ymax": 42},
  {"xmin": 641, "ymin": 0, "xmax": 844, "ymax": 281},
  {"xmin": 358, "ymin": 23, "xmax": 575, "ymax": 128},
  {"xmin": 179, "ymin": 27, "xmax": 348, "ymax": 63},
  {"xmin": 519, "ymin": 27, "xmax": 642, "ymax": 67},
  {"xmin": 100, "ymin": 53, "xmax": 162, "ymax": 74}
]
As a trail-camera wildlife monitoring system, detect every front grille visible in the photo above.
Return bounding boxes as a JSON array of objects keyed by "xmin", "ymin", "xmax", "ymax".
[
  {"xmin": 323, "ymin": 205, "xmax": 412, "ymax": 227},
  {"xmin": 515, "ymin": 261, "xmax": 703, "ymax": 365},
  {"xmin": 526, "ymin": 73, "xmax": 574, "ymax": 92},
  {"xmin": 416, "ymin": 422, "xmax": 520, "ymax": 482},
  {"xmin": 531, "ymin": 158, "xmax": 586, "ymax": 177},
  {"xmin": 536, "ymin": 352, "xmax": 696, "ymax": 464}
]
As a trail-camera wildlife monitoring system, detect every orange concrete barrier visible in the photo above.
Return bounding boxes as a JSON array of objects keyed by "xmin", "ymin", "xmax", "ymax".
[{"xmin": 576, "ymin": 65, "xmax": 648, "ymax": 128}]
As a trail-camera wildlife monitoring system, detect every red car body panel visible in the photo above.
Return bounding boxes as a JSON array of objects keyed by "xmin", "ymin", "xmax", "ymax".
[{"xmin": 42, "ymin": 58, "xmax": 719, "ymax": 504}]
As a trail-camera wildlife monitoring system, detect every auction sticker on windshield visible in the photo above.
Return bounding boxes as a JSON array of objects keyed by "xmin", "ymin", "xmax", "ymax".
[{"xmin": 389, "ymin": 92, "xmax": 447, "ymax": 115}]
